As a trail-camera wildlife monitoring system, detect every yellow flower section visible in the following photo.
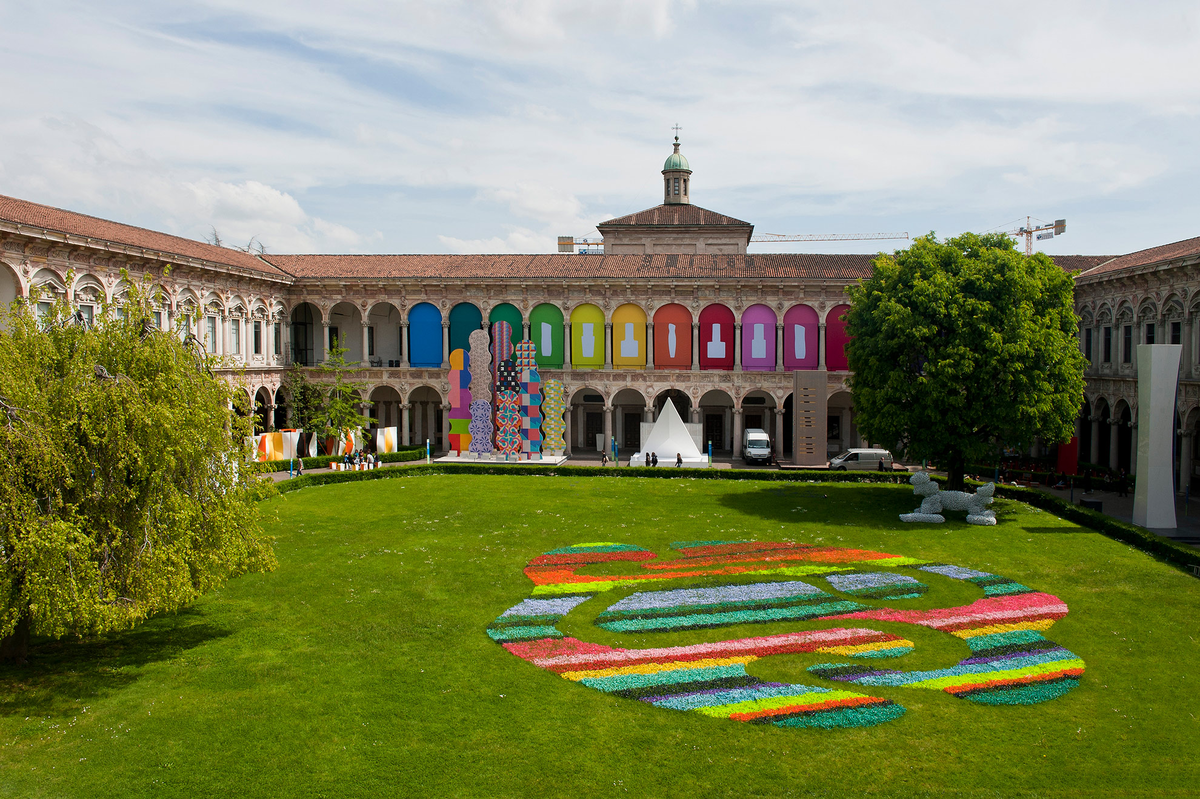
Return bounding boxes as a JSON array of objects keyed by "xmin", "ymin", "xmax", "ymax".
[
  {"xmin": 907, "ymin": 659, "xmax": 1086, "ymax": 691},
  {"xmin": 693, "ymin": 690, "xmax": 870, "ymax": 718}
]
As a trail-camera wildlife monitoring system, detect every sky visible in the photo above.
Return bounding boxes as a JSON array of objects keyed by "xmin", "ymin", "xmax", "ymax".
[{"xmin": 1, "ymin": 0, "xmax": 1197, "ymax": 257}]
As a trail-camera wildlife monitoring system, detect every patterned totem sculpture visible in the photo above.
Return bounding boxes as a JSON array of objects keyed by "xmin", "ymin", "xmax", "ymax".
[
  {"xmin": 447, "ymin": 348, "xmax": 472, "ymax": 453},
  {"xmin": 541, "ymin": 379, "xmax": 567, "ymax": 456},
  {"xmin": 494, "ymin": 357, "xmax": 522, "ymax": 457},
  {"xmin": 515, "ymin": 340, "xmax": 542, "ymax": 458},
  {"xmin": 467, "ymin": 329, "xmax": 493, "ymax": 455}
]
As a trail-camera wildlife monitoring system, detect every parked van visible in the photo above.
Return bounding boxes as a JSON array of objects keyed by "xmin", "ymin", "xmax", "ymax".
[
  {"xmin": 829, "ymin": 448, "xmax": 893, "ymax": 470},
  {"xmin": 743, "ymin": 428, "xmax": 773, "ymax": 464}
]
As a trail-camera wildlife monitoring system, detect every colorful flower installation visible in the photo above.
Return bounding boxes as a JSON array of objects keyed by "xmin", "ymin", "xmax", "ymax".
[
  {"xmin": 541, "ymin": 379, "xmax": 567, "ymax": 455},
  {"xmin": 488, "ymin": 541, "xmax": 1085, "ymax": 730},
  {"xmin": 447, "ymin": 348, "xmax": 472, "ymax": 452}
]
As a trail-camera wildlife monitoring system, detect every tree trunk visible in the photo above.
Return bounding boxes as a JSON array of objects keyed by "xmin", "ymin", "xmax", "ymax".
[
  {"xmin": 945, "ymin": 450, "xmax": 966, "ymax": 491},
  {"xmin": 0, "ymin": 615, "xmax": 30, "ymax": 664}
]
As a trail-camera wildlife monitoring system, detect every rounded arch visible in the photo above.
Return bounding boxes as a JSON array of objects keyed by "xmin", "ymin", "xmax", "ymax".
[
  {"xmin": 612, "ymin": 303, "xmax": 647, "ymax": 369},
  {"xmin": 366, "ymin": 302, "xmax": 403, "ymax": 366},
  {"xmin": 825, "ymin": 304, "xmax": 852, "ymax": 371},
  {"xmin": 448, "ymin": 302, "xmax": 483, "ymax": 355},
  {"xmin": 569, "ymin": 385, "xmax": 609, "ymax": 405},
  {"xmin": 71, "ymin": 272, "xmax": 106, "ymax": 304},
  {"xmin": 489, "ymin": 303, "xmax": 523, "ymax": 352},
  {"xmin": 827, "ymin": 389, "xmax": 856, "ymax": 457},
  {"xmin": 368, "ymin": 384, "xmax": 403, "ymax": 429},
  {"xmin": 740, "ymin": 303, "xmax": 777, "ymax": 371},
  {"xmin": 0, "ymin": 261, "xmax": 20, "ymax": 314},
  {"xmin": 654, "ymin": 388, "xmax": 692, "ymax": 421},
  {"xmin": 290, "ymin": 302, "xmax": 321, "ymax": 366},
  {"xmin": 30, "ymin": 267, "xmax": 67, "ymax": 300},
  {"xmin": 783, "ymin": 304, "xmax": 819, "ymax": 370},
  {"xmin": 529, "ymin": 303, "xmax": 564, "ymax": 369},
  {"xmin": 569, "ymin": 303, "xmax": 605, "ymax": 369},
  {"xmin": 328, "ymin": 301, "xmax": 363, "ymax": 363},
  {"xmin": 699, "ymin": 303, "xmax": 735, "ymax": 370},
  {"xmin": 253, "ymin": 386, "xmax": 273, "ymax": 434},
  {"xmin": 653, "ymin": 303, "xmax": 692, "ymax": 369},
  {"xmin": 699, "ymin": 388, "xmax": 735, "ymax": 452},
  {"xmin": 408, "ymin": 302, "xmax": 443, "ymax": 368}
]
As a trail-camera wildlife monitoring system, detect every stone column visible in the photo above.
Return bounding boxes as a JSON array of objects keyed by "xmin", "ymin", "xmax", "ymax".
[
  {"xmin": 361, "ymin": 323, "xmax": 370, "ymax": 366},
  {"xmin": 604, "ymin": 323, "xmax": 613, "ymax": 370},
  {"xmin": 1131, "ymin": 322, "xmax": 1141, "ymax": 369},
  {"xmin": 817, "ymin": 323, "xmax": 826, "ymax": 369},
  {"xmin": 441, "ymin": 321, "xmax": 450, "ymax": 369},
  {"xmin": 1090, "ymin": 416, "xmax": 1100, "ymax": 464},
  {"xmin": 563, "ymin": 322, "xmax": 572, "ymax": 369},
  {"xmin": 400, "ymin": 323, "xmax": 409, "ymax": 367},
  {"xmin": 441, "ymin": 403, "xmax": 451, "ymax": 454},
  {"xmin": 1180, "ymin": 430, "xmax": 1193, "ymax": 494},
  {"xmin": 1184, "ymin": 316, "xmax": 1194, "ymax": 378},
  {"xmin": 774, "ymin": 408, "xmax": 785, "ymax": 459},
  {"xmin": 615, "ymin": 405, "xmax": 624, "ymax": 447},
  {"xmin": 646, "ymin": 322, "xmax": 655, "ymax": 369},
  {"xmin": 523, "ymin": 321, "xmax": 531, "ymax": 342},
  {"xmin": 690, "ymin": 408, "xmax": 700, "ymax": 424},
  {"xmin": 265, "ymin": 404, "xmax": 276, "ymax": 432},
  {"xmin": 733, "ymin": 408, "xmax": 744, "ymax": 459},
  {"xmin": 1129, "ymin": 421, "xmax": 1138, "ymax": 477},
  {"xmin": 576, "ymin": 405, "xmax": 585, "ymax": 449},
  {"xmin": 1109, "ymin": 418, "xmax": 1119, "ymax": 471},
  {"xmin": 322, "ymin": 322, "xmax": 330, "ymax": 363},
  {"xmin": 691, "ymin": 323, "xmax": 700, "ymax": 371},
  {"xmin": 776, "ymin": 323, "xmax": 784, "ymax": 372},
  {"xmin": 733, "ymin": 323, "xmax": 742, "ymax": 371},
  {"xmin": 643, "ymin": 407, "xmax": 653, "ymax": 423},
  {"xmin": 603, "ymin": 405, "xmax": 613, "ymax": 455},
  {"xmin": 426, "ymin": 402, "xmax": 436, "ymax": 450}
]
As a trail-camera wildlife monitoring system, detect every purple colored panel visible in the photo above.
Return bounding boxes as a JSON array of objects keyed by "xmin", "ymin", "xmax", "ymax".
[
  {"xmin": 783, "ymin": 305, "xmax": 820, "ymax": 370},
  {"xmin": 740, "ymin": 304, "xmax": 778, "ymax": 371}
]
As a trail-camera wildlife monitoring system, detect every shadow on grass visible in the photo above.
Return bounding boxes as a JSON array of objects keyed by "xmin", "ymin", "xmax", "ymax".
[
  {"xmin": 716, "ymin": 483, "xmax": 913, "ymax": 525},
  {"xmin": 0, "ymin": 608, "xmax": 230, "ymax": 717}
]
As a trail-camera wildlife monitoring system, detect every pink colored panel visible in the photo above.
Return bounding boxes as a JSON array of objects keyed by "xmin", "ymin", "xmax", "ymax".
[
  {"xmin": 783, "ymin": 305, "xmax": 820, "ymax": 370},
  {"xmin": 826, "ymin": 304, "xmax": 852, "ymax": 371}
]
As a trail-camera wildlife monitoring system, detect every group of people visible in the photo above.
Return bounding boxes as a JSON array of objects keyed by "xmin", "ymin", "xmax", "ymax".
[{"xmin": 343, "ymin": 450, "xmax": 377, "ymax": 468}]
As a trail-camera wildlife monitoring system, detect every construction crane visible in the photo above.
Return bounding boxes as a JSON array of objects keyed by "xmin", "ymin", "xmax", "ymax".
[
  {"xmin": 997, "ymin": 216, "xmax": 1067, "ymax": 256},
  {"xmin": 558, "ymin": 232, "xmax": 909, "ymax": 254}
]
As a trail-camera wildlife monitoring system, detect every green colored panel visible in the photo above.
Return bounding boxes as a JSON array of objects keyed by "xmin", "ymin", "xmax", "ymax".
[
  {"xmin": 569, "ymin": 304, "xmax": 605, "ymax": 368},
  {"xmin": 489, "ymin": 303, "xmax": 523, "ymax": 350},
  {"xmin": 529, "ymin": 303, "xmax": 564, "ymax": 368}
]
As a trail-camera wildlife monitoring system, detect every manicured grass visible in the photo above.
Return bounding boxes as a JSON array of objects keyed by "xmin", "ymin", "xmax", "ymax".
[{"xmin": 2, "ymin": 474, "xmax": 1199, "ymax": 797}]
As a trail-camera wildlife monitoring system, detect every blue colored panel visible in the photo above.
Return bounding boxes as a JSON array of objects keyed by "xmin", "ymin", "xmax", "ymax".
[{"xmin": 408, "ymin": 302, "xmax": 443, "ymax": 367}]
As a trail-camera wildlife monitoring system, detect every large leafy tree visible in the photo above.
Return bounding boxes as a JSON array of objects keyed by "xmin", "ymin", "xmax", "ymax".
[
  {"xmin": 846, "ymin": 233, "xmax": 1086, "ymax": 489},
  {"xmin": 315, "ymin": 339, "xmax": 372, "ymax": 453},
  {"xmin": 0, "ymin": 278, "xmax": 276, "ymax": 662}
]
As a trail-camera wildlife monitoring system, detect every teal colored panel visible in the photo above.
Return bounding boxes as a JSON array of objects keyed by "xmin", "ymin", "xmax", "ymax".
[{"xmin": 449, "ymin": 303, "xmax": 482, "ymax": 354}]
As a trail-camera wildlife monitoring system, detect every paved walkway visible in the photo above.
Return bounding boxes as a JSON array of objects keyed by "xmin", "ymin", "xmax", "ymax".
[{"xmin": 1031, "ymin": 483, "xmax": 1200, "ymax": 546}]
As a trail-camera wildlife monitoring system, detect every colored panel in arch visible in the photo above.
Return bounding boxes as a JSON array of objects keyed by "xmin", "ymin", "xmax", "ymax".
[
  {"xmin": 784, "ymin": 304, "xmax": 820, "ymax": 370},
  {"xmin": 408, "ymin": 302, "xmax": 443, "ymax": 367},
  {"xmin": 529, "ymin": 304, "xmax": 564, "ymax": 369},
  {"xmin": 447, "ymin": 348, "xmax": 472, "ymax": 452},
  {"xmin": 541, "ymin": 379, "xmax": 567, "ymax": 454},
  {"xmin": 699, "ymin": 304, "xmax": 735, "ymax": 370},
  {"xmin": 653, "ymin": 303, "xmax": 692, "ymax": 369},
  {"xmin": 741, "ymin": 304, "xmax": 777, "ymax": 371},
  {"xmin": 495, "ymin": 389, "xmax": 522, "ymax": 455},
  {"xmin": 517, "ymin": 341, "xmax": 542, "ymax": 458},
  {"xmin": 467, "ymin": 329, "xmax": 491, "ymax": 398},
  {"xmin": 569, "ymin": 304, "xmax": 605, "ymax": 368},
  {"xmin": 611, "ymin": 303, "xmax": 647, "ymax": 369},
  {"xmin": 448, "ymin": 302, "xmax": 483, "ymax": 355},
  {"xmin": 489, "ymin": 303, "xmax": 523, "ymax": 351},
  {"xmin": 826, "ymin": 304, "xmax": 852, "ymax": 371}
]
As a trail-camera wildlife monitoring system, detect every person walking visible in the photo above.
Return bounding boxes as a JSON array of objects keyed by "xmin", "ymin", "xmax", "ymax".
[
  {"xmin": 675, "ymin": 452, "xmax": 683, "ymax": 468},
  {"xmin": 601, "ymin": 450, "xmax": 608, "ymax": 467},
  {"xmin": 651, "ymin": 452, "xmax": 658, "ymax": 468}
]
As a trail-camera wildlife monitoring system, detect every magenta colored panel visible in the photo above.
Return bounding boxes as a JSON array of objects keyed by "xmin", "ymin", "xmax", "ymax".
[
  {"xmin": 783, "ymin": 305, "xmax": 820, "ymax": 370},
  {"xmin": 826, "ymin": 304, "xmax": 852, "ymax": 371},
  {"xmin": 740, "ymin": 304, "xmax": 777, "ymax": 371},
  {"xmin": 699, "ymin": 304, "xmax": 735, "ymax": 370}
]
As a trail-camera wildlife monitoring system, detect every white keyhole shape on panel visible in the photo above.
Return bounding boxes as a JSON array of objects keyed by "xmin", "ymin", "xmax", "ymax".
[
  {"xmin": 751, "ymin": 323, "xmax": 767, "ymax": 359},
  {"xmin": 580, "ymin": 322, "xmax": 595, "ymax": 358},
  {"xmin": 707, "ymin": 323, "xmax": 726, "ymax": 358},
  {"xmin": 667, "ymin": 324, "xmax": 677, "ymax": 358},
  {"xmin": 619, "ymin": 322, "xmax": 639, "ymax": 358},
  {"xmin": 794, "ymin": 325, "xmax": 806, "ymax": 360},
  {"xmin": 540, "ymin": 322, "xmax": 552, "ymax": 357}
]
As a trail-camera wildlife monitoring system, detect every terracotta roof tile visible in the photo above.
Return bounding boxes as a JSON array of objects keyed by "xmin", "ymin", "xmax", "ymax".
[
  {"xmin": 0, "ymin": 194, "xmax": 286, "ymax": 276},
  {"xmin": 597, "ymin": 204, "xmax": 752, "ymax": 228},
  {"xmin": 1076, "ymin": 236, "xmax": 1200, "ymax": 278},
  {"xmin": 264, "ymin": 252, "xmax": 876, "ymax": 281},
  {"xmin": 1050, "ymin": 255, "xmax": 1115, "ymax": 273}
]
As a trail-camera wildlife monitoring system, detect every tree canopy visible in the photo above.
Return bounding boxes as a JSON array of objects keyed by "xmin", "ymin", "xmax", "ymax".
[
  {"xmin": 845, "ymin": 233, "xmax": 1086, "ymax": 489},
  {"xmin": 0, "ymin": 277, "xmax": 275, "ymax": 662}
]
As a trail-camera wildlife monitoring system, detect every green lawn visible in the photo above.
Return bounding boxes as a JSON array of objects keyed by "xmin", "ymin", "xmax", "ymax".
[{"xmin": 2, "ymin": 474, "xmax": 1198, "ymax": 797}]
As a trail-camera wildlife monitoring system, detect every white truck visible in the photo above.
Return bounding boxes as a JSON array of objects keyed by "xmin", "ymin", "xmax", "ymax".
[{"xmin": 742, "ymin": 428, "xmax": 773, "ymax": 464}]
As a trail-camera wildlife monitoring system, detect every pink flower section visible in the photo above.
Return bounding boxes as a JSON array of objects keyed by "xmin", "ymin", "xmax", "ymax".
[{"xmin": 828, "ymin": 592, "xmax": 1067, "ymax": 633}]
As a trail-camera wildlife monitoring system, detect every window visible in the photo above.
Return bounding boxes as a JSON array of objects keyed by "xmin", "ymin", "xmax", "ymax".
[
  {"xmin": 231, "ymin": 318, "xmax": 241, "ymax": 355},
  {"xmin": 36, "ymin": 301, "xmax": 52, "ymax": 320},
  {"xmin": 1122, "ymin": 325, "xmax": 1132, "ymax": 363},
  {"xmin": 673, "ymin": 177, "xmax": 679, "ymax": 195},
  {"xmin": 1145, "ymin": 322, "xmax": 1155, "ymax": 345},
  {"xmin": 254, "ymin": 320, "xmax": 263, "ymax": 355},
  {"xmin": 273, "ymin": 322, "xmax": 281, "ymax": 356},
  {"xmin": 1172, "ymin": 321, "xmax": 1182, "ymax": 345},
  {"xmin": 683, "ymin": 178, "xmax": 688, "ymax": 195},
  {"xmin": 153, "ymin": 310, "xmax": 162, "ymax": 329},
  {"xmin": 1084, "ymin": 328, "xmax": 1093, "ymax": 361},
  {"xmin": 78, "ymin": 305, "xmax": 94, "ymax": 326},
  {"xmin": 206, "ymin": 316, "xmax": 217, "ymax": 352},
  {"xmin": 1103, "ymin": 326, "xmax": 1112, "ymax": 362},
  {"xmin": 367, "ymin": 326, "xmax": 375, "ymax": 356}
]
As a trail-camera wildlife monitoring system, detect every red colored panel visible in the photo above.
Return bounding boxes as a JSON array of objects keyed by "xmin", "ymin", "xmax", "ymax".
[
  {"xmin": 653, "ymin": 303, "xmax": 692, "ymax": 369},
  {"xmin": 699, "ymin": 304, "xmax": 735, "ymax": 370},
  {"xmin": 826, "ymin": 304, "xmax": 851, "ymax": 371}
]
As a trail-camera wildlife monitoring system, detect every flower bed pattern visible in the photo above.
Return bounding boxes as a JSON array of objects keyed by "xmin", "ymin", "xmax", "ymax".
[{"xmin": 489, "ymin": 540, "xmax": 1085, "ymax": 729}]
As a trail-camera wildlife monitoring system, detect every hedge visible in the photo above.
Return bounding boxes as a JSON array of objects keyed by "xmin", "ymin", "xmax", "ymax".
[{"xmin": 254, "ymin": 447, "xmax": 425, "ymax": 473}]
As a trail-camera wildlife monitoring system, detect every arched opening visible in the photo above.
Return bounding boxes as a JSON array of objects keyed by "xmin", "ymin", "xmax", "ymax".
[
  {"xmin": 782, "ymin": 393, "xmax": 794, "ymax": 457},
  {"xmin": 529, "ymin": 303, "xmax": 564, "ymax": 369},
  {"xmin": 290, "ymin": 303, "xmax": 321, "ymax": 366},
  {"xmin": 328, "ymin": 301, "xmax": 364, "ymax": 364},
  {"xmin": 72, "ymin": 273, "xmax": 105, "ymax": 327},
  {"xmin": 273, "ymin": 386, "xmax": 292, "ymax": 430},
  {"xmin": 449, "ymin": 302, "xmax": 483, "ymax": 355},
  {"xmin": 740, "ymin": 305, "xmax": 777, "ymax": 371},
  {"xmin": 367, "ymin": 302, "xmax": 404, "ymax": 367},
  {"xmin": 699, "ymin": 304, "xmax": 735, "ymax": 370},
  {"xmin": 1078, "ymin": 399, "xmax": 1092, "ymax": 471},
  {"xmin": 408, "ymin": 303, "xmax": 443, "ymax": 368},
  {"xmin": 489, "ymin": 303, "xmax": 523, "ymax": 351},
  {"xmin": 569, "ymin": 387, "xmax": 607, "ymax": 455},
  {"xmin": 783, "ymin": 304, "xmax": 819, "ymax": 370},
  {"xmin": 1096, "ymin": 400, "xmax": 1112, "ymax": 470},
  {"xmin": 569, "ymin": 304, "xmax": 605, "ymax": 369},
  {"xmin": 611, "ymin": 303, "xmax": 647, "ymax": 369},
  {"xmin": 369, "ymin": 385, "xmax": 403, "ymax": 432},
  {"xmin": 254, "ymin": 387, "xmax": 272, "ymax": 434},
  {"xmin": 827, "ymin": 390, "xmax": 857, "ymax": 460},
  {"xmin": 654, "ymin": 389, "xmax": 692, "ymax": 423},
  {"xmin": 1116, "ymin": 403, "xmax": 1133, "ymax": 475},
  {"xmin": 740, "ymin": 390, "xmax": 779, "ymax": 458},
  {"xmin": 407, "ymin": 385, "xmax": 444, "ymax": 451},
  {"xmin": 699, "ymin": 389, "xmax": 734, "ymax": 455},
  {"xmin": 612, "ymin": 388, "xmax": 648, "ymax": 451},
  {"xmin": 826, "ymin": 305, "xmax": 851, "ymax": 371},
  {"xmin": 653, "ymin": 303, "xmax": 692, "ymax": 369},
  {"xmin": 0, "ymin": 263, "xmax": 19, "ymax": 330}
]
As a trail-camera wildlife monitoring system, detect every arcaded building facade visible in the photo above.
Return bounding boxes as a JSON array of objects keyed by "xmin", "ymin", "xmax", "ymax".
[{"xmin": 1, "ymin": 141, "xmax": 1197, "ymax": 482}]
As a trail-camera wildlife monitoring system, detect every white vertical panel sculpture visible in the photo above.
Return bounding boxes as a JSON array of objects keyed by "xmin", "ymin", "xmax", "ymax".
[{"xmin": 1133, "ymin": 344, "xmax": 1181, "ymax": 528}]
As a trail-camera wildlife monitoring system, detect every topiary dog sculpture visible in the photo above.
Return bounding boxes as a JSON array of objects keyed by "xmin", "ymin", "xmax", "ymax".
[{"xmin": 899, "ymin": 471, "xmax": 996, "ymax": 526}]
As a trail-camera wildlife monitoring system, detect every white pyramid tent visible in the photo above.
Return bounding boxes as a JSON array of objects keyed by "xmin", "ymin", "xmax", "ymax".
[{"xmin": 632, "ymin": 399, "xmax": 708, "ymax": 467}]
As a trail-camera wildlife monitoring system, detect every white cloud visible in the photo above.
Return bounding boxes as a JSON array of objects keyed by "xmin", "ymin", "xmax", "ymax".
[{"xmin": 439, "ymin": 228, "xmax": 551, "ymax": 254}]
